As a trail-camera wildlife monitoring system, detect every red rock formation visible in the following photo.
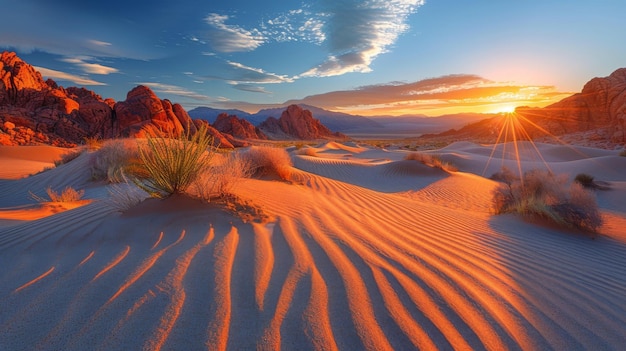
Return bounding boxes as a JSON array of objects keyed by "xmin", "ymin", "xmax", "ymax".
[
  {"xmin": 0, "ymin": 52, "xmax": 344, "ymax": 147},
  {"xmin": 212, "ymin": 113, "xmax": 267, "ymax": 140},
  {"xmin": 258, "ymin": 104, "xmax": 346, "ymax": 140},
  {"xmin": 516, "ymin": 68, "xmax": 626, "ymax": 142}
]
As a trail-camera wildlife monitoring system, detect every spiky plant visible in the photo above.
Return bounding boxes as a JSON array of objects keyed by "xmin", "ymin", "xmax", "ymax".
[{"xmin": 134, "ymin": 124, "xmax": 216, "ymax": 198}]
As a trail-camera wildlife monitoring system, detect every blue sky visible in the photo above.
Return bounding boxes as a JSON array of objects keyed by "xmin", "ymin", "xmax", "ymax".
[{"xmin": 1, "ymin": 0, "xmax": 624, "ymax": 116}]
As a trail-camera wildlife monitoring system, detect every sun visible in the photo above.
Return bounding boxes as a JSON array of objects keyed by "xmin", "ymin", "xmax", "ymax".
[{"xmin": 491, "ymin": 104, "xmax": 517, "ymax": 114}]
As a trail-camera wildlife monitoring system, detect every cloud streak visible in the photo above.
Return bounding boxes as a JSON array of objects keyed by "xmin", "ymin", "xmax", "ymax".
[
  {"xmin": 35, "ymin": 66, "xmax": 106, "ymax": 86},
  {"xmin": 137, "ymin": 82, "xmax": 214, "ymax": 101},
  {"xmin": 204, "ymin": 14, "xmax": 265, "ymax": 53},
  {"xmin": 61, "ymin": 57, "xmax": 119, "ymax": 75}
]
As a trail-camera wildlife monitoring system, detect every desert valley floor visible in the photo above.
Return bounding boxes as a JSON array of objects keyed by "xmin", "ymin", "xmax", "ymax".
[{"xmin": 0, "ymin": 141, "xmax": 625, "ymax": 350}]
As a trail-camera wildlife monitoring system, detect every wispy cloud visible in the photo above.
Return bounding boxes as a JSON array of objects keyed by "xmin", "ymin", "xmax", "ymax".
[
  {"xmin": 203, "ymin": 13, "xmax": 265, "ymax": 53},
  {"xmin": 232, "ymin": 84, "xmax": 271, "ymax": 94},
  {"xmin": 35, "ymin": 66, "xmax": 106, "ymax": 86},
  {"xmin": 225, "ymin": 61, "xmax": 294, "ymax": 84},
  {"xmin": 137, "ymin": 82, "xmax": 214, "ymax": 101},
  {"xmin": 301, "ymin": 0, "xmax": 425, "ymax": 77},
  {"xmin": 61, "ymin": 57, "xmax": 119, "ymax": 75},
  {"xmin": 283, "ymin": 74, "xmax": 573, "ymax": 115}
]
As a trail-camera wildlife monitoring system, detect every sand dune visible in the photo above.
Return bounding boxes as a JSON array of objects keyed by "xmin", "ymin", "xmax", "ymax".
[{"xmin": 1, "ymin": 141, "xmax": 625, "ymax": 350}]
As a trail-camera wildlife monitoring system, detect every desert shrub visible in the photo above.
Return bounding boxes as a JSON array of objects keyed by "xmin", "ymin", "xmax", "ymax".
[
  {"xmin": 619, "ymin": 149, "xmax": 626, "ymax": 157},
  {"xmin": 492, "ymin": 168, "xmax": 602, "ymax": 233},
  {"xmin": 134, "ymin": 124, "xmax": 216, "ymax": 198},
  {"xmin": 242, "ymin": 145, "xmax": 292, "ymax": 180},
  {"xmin": 574, "ymin": 173, "xmax": 596, "ymax": 189},
  {"xmin": 405, "ymin": 152, "xmax": 457, "ymax": 172},
  {"xmin": 54, "ymin": 149, "xmax": 84, "ymax": 166},
  {"xmin": 89, "ymin": 139, "xmax": 139, "ymax": 183},
  {"xmin": 191, "ymin": 152, "xmax": 253, "ymax": 202},
  {"xmin": 31, "ymin": 186, "xmax": 85, "ymax": 203}
]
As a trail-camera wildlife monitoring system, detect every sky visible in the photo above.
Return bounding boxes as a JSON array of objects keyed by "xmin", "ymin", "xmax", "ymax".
[{"xmin": 1, "ymin": 0, "xmax": 625, "ymax": 116}]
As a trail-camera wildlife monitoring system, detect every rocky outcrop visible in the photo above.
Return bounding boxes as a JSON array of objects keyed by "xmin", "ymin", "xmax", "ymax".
[
  {"xmin": 113, "ymin": 85, "xmax": 196, "ymax": 138},
  {"xmin": 212, "ymin": 113, "xmax": 267, "ymax": 140},
  {"xmin": 0, "ymin": 51, "xmax": 346, "ymax": 147},
  {"xmin": 258, "ymin": 104, "xmax": 347, "ymax": 140},
  {"xmin": 516, "ymin": 68, "xmax": 626, "ymax": 142}
]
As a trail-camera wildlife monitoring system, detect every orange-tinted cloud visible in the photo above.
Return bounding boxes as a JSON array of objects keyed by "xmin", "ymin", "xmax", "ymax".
[{"xmin": 217, "ymin": 74, "xmax": 574, "ymax": 116}]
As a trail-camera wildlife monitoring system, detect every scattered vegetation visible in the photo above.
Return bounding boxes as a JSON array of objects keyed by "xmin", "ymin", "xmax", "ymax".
[
  {"xmin": 242, "ymin": 145, "xmax": 293, "ymax": 180},
  {"xmin": 89, "ymin": 139, "xmax": 140, "ymax": 183},
  {"xmin": 31, "ymin": 186, "xmax": 85, "ymax": 203},
  {"xmin": 492, "ymin": 167, "xmax": 602, "ymax": 233},
  {"xmin": 404, "ymin": 152, "xmax": 458, "ymax": 172},
  {"xmin": 133, "ymin": 124, "xmax": 216, "ymax": 198}
]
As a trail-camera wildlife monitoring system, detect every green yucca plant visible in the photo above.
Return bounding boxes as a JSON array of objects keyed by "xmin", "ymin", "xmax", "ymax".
[{"xmin": 134, "ymin": 124, "xmax": 216, "ymax": 198}]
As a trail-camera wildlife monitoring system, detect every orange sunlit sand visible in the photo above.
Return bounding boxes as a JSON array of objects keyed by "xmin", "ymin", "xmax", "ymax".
[{"xmin": 0, "ymin": 139, "xmax": 625, "ymax": 350}]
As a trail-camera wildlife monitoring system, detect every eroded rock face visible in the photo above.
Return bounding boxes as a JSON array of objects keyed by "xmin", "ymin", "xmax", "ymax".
[
  {"xmin": 259, "ymin": 104, "xmax": 347, "ymax": 140},
  {"xmin": 517, "ymin": 68, "xmax": 626, "ymax": 142}
]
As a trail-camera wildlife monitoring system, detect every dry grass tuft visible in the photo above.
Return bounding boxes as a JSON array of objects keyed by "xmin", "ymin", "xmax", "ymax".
[
  {"xmin": 31, "ymin": 186, "xmax": 85, "ymax": 203},
  {"xmin": 492, "ymin": 168, "xmax": 602, "ymax": 234},
  {"xmin": 83, "ymin": 136, "xmax": 103, "ymax": 150},
  {"xmin": 242, "ymin": 145, "xmax": 293, "ymax": 180},
  {"xmin": 89, "ymin": 139, "xmax": 140, "ymax": 183},
  {"xmin": 404, "ymin": 152, "xmax": 458, "ymax": 172},
  {"xmin": 191, "ymin": 152, "xmax": 253, "ymax": 202}
]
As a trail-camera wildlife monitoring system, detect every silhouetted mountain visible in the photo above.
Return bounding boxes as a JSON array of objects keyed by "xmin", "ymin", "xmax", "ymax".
[{"xmin": 188, "ymin": 107, "xmax": 252, "ymax": 123}]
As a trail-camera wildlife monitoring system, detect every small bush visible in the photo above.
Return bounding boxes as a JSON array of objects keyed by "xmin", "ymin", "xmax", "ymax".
[
  {"xmin": 574, "ymin": 173, "xmax": 596, "ymax": 189},
  {"xmin": 242, "ymin": 145, "xmax": 292, "ymax": 180},
  {"xmin": 405, "ymin": 152, "xmax": 457, "ymax": 172},
  {"xmin": 619, "ymin": 149, "xmax": 626, "ymax": 157},
  {"xmin": 492, "ymin": 168, "xmax": 602, "ymax": 233},
  {"xmin": 31, "ymin": 186, "xmax": 85, "ymax": 203},
  {"xmin": 134, "ymin": 124, "xmax": 216, "ymax": 198},
  {"xmin": 89, "ymin": 139, "xmax": 139, "ymax": 183}
]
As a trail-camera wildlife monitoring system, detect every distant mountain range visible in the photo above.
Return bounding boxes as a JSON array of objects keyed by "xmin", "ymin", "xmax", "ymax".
[
  {"xmin": 189, "ymin": 104, "xmax": 383, "ymax": 131},
  {"xmin": 188, "ymin": 104, "xmax": 492, "ymax": 136}
]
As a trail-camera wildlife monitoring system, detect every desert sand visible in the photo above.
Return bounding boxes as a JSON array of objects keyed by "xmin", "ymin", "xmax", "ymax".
[{"xmin": 1, "ymin": 141, "xmax": 625, "ymax": 350}]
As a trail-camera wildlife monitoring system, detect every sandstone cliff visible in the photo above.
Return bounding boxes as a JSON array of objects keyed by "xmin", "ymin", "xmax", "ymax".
[{"xmin": 516, "ymin": 68, "xmax": 626, "ymax": 143}]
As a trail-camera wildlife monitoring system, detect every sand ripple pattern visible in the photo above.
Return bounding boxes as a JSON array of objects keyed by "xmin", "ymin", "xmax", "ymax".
[{"xmin": 1, "ymin": 168, "xmax": 624, "ymax": 350}]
